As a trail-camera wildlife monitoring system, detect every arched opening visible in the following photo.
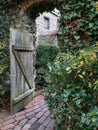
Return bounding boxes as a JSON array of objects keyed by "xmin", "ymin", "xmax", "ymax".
[{"xmin": 0, "ymin": 0, "xmax": 59, "ymax": 114}]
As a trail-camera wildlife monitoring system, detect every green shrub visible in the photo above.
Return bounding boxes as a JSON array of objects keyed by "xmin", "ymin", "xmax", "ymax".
[
  {"xmin": 0, "ymin": 42, "xmax": 10, "ymax": 106},
  {"xmin": 58, "ymin": 1, "xmax": 98, "ymax": 50},
  {"xmin": 35, "ymin": 44, "xmax": 59, "ymax": 90},
  {"xmin": 45, "ymin": 45, "xmax": 98, "ymax": 130}
]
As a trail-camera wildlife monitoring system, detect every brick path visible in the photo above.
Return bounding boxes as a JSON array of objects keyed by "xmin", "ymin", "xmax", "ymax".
[{"xmin": 0, "ymin": 91, "xmax": 55, "ymax": 130}]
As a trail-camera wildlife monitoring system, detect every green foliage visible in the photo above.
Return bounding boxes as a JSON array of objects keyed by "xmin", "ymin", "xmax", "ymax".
[
  {"xmin": 0, "ymin": 6, "xmax": 11, "ymax": 106},
  {"xmin": 0, "ymin": 42, "xmax": 9, "ymax": 105},
  {"xmin": 0, "ymin": 42, "xmax": 9, "ymax": 74},
  {"xmin": 29, "ymin": 1, "xmax": 98, "ymax": 128},
  {"xmin": 35, "ymin": 44, "xmax": 59, "ymax": 90},
  {"xmin": 0, "ymin": 6, "xmax": 12, "ymax": 106},
  {"xmin": 45, "ymin": 45, "xmax": 98, "ymax": 130},
  {"xmin": 0, "ymin": 9, "xmax": 11, "ymax": 42},
  {"xmin": 0, "ymin": 8, "xmax": 11, "ymax": 83},
  {"xmin": 95, "ymin": 2, "xmax": 98, "ymax": 11},
  {"xmin": 58, "ymin": 0, "xmax": 98, "ymax": 52},
  {"xmin": 36, "ymin": 44, "xmax": 59, "ymax": 69}
]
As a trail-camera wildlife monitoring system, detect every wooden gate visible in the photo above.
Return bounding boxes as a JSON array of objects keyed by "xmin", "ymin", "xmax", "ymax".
[{"xmin": 10, "ymin": 28, "xmax": 35, "ymax": 114}]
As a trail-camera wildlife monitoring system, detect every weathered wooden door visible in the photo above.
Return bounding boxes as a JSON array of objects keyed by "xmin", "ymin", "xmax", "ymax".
[{"xmin": 10, "ymin": 28, "xmax": 35, "ymax": 114}]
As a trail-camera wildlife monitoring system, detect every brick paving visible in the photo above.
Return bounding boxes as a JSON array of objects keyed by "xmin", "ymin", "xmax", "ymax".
[{"xmin": 0, "ymin": 91, "xmax": 55, "ymax": 130}]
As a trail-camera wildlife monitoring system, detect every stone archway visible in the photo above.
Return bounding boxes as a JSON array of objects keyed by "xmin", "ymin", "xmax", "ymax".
[
  {"xmin": 0, "ymin": 0, "xmax": 57, "ymax": 114},
  {"xmin": 9, "ymin": 0, "xmax": 57, "ymax": 113}
]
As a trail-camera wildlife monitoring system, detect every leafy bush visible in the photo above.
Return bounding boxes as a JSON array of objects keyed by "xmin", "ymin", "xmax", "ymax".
[
  {"xmin": 58, "ymin": 0, "xmax": 98, "ymax": 51},
  {"xmin": 45, "ymin": 45, "xmax": 98, "ymax": 130},
  {"xmin": 0, "ymin": 42, "xmax": 10, "ymax": 107},
  {"xmin": 0, "ymin": 7, "xmax": 11, "ymax": 108},
  {"xmin": 35, "ymin": 44, "xmax": 59, "ymax": 90}
]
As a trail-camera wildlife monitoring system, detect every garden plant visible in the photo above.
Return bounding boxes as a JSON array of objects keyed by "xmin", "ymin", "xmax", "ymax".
[
  {"xmin": 35, "ymin": 44, "xmax": 59, "ymax": 90},
  {"xmin": 44, "ymin": 1, "xmax": 98, "ymax": 130},
  {"xmin": 45, "ymin": 45, "xmax": 98, "ymax": 130}
]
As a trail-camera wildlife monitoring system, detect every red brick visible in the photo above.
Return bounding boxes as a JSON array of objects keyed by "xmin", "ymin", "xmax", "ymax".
[
  {"xmin": 4, "ymin": 115, "xmax": 15, "ymax": 121},
  {"xmin": 43, "ymin": 118, "xmax": 51, "ymax": 126},
  {"xmin": 2, "ymin": 118, "xmax": 15, "ymax": 126},
  {"xmin": 0, "ymin": 95, "xmax": 55, "ymax": 130},
  {"xmin": 25, "ymin": 111, "xmax": 35, "ymax": 117},
  {"xmin": 44, "ymin": 111, "xmax": 50, "ymax": 117},
  {"xmin": 34, "ymin": 107, "xmax": 42, "ymax": 114},
  {"xmin": 1, "ymin": 123, "xmax": 14, "ymax": 130},
  {"xmin": 41, "ymin": 107, "xmax": 48, "ymax": 112},
  {"xmin": 25, "ymin": 103, "xmax": 33, "ymax": 109},
  {"xmin": 45, "ymin": 128, "xmax": 52, "ymax": 130},
  {"xmin": 38, "ymin": 115, "xmax": 47, "ymax": 124},
  {"xmin": 26, "ymin": 115, "xmax": 34, "ymax": 120},
  {"xmin": 33, "ymin": 105, "xmax": 40, "ymax": 110},
  {"xmin": 22, "ymin": 123, "xmax": 32, "ymax": 130},
  {"xmin": 14, "ymin": 125, "xmax": 22, "ymax": 130},
  {"xmin": 39, "ymin": 101, "xmax": 46, "ymax": 106},
  {"xmin": 19, "ymin": 118, "xmax": 28, "ymax": 126},
  {"xmin": 25, "ymin": 108, "xmax": 33, "ymax": 113},
  {"xmin": 28, "ymin": 117, "xmax": 38, "ymax": 124},
  {"xmin": 14, "ymin": 121, "xmax": 19, "ymax": 125},
  {"xmin": 15, "ymin": 111, "xmax": 25, "ymax": 117},
  {"xmin": 35, "ymin": 111, "xmax": 44, "ymax": 119},
  {"xmin": 31, "ymin": 122, "xmax": 41, "ymax": 129},
  {"xmin": 40, "ymin": 104, "xmax": 48, "ymax": 110},
  {"xmin": 15, "ymin": 115, "xmax": 25, "ymax": 121},
  {"xmin": 47, "ymin": 120, "xmax": 55, "ymax": 130},
  {"xmin": 38, "ymin": 125, "xmax": 45, "ymax": 130}
]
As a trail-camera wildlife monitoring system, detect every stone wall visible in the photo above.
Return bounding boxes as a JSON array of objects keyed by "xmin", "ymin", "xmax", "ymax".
[
  {"xmin": 10, "ymin": 6, "xmax": 36, "ymax": 87},
  {"xmin": 37, "ymin": 35, "xmax": 58, "ymax": 46},
  {"xmin": 36, "ymin": 12, "xmax": 59, "ymax": 45},
  {"xmin": 0, "ymin": 4, "xmax": 36, "ymax": 97}
]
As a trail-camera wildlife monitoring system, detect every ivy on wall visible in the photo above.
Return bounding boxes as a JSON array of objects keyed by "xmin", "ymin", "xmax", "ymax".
[
  {"xmin": 0, "ymin": 8, "xmax": 12, "ymax": 72},
  {"xmin": 56, "ymin": 0, "xmax": 98, "ymax": 52},
  {"xmin": 0, "ymin": 6, "xmax": 12, "ymax": 106}
]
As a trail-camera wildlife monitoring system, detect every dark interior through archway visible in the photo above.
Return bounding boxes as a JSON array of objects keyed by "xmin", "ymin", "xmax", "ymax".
[{"xmin": 26, "ymin": 1, "xmax": 57, "ymax": 19}]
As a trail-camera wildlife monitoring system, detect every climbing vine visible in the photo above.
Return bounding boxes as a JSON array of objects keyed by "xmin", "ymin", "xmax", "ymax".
[
  {"xmin": 57, "ymin": 0, "xmax": 98, "ymax": 52},
  {"xmin": 0, "ymin": 7, "xmax": 11, "ymax": 106},
  {"xmin": 0, "ymin": 6, "xmax": 13, "ymax": 64},
  {"xmin": 44, "ymin": 1, "xmax": 98, "ymax": 129}
]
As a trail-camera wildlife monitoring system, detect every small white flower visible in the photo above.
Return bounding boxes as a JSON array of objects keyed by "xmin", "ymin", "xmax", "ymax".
[{"xmin": 66, "ymin": 67, "xmax": 70, "ymax": 71}]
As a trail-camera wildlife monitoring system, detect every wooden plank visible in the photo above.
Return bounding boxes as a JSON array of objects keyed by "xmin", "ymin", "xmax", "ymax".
[
  {"xmin": 13, "ymin": 45, "xmax": 33, "ymax": 51},
  {"xmin": 12, "ymin": 45, "xmax": 32, "ymax": 89},
  {"xmin": 13, "ymin": 88, "xmax": 34, "ymax": 104}
]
